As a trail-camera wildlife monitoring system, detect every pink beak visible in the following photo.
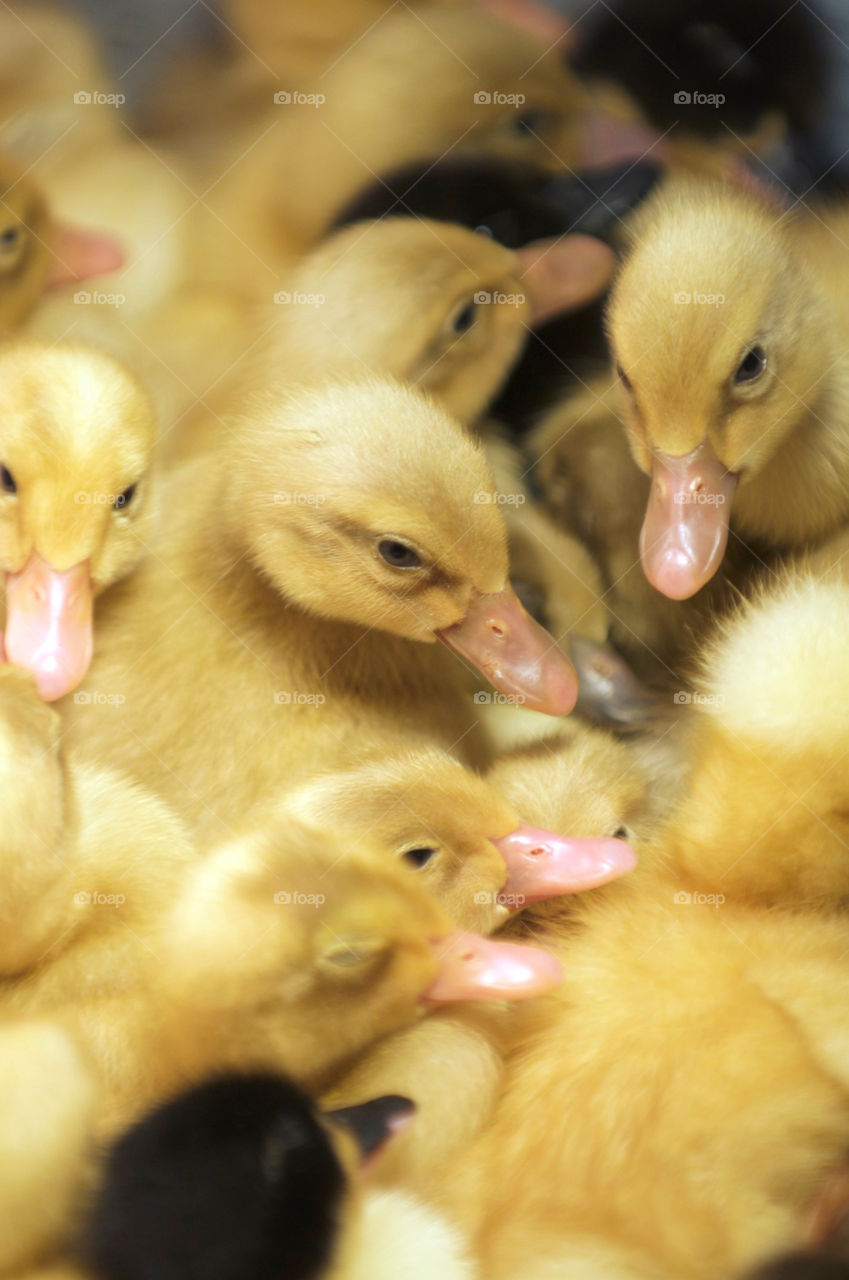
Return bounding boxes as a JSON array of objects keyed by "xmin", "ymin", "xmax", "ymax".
[
  {"xmin": 640, "ymin": 442, "xmax": 738, "ymax": 600},
  {"xmin": 425, "ymin": 932, "xmax": 562, "ymax": 1003},
  {"xmin": 4, "ymin": 553, "xmax": 93, "ymax": 700},
  {"xmin": 46, "ymin": 223, "xmax": 125, "ymax": 287},
  {"xmin": 492, "ymin": 824, "xmax": 636, "ymax": 904},
  {"xmin": 437, "ymin": 584, "xmax": 578, "ymax": 715}
]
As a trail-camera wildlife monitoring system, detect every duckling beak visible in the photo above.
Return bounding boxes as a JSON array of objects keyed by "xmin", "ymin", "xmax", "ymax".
[
  {"xmin": 517, "ymin": 234, "xmax": 614, "ymax": 327},
  {"xmin": 46, "ymin": 223, "xmax": 125, "ymax": 287},
  {"xmin": 492, "ymin": 824, "xmax": 636, "ymax": 905},
  {"xmin": 640, "ymin": 443, "xmax": 738, "ymax": 600},
  {"xmin": 4, "ymin": 553, "xmax": 93, "ymax": 701},
  {"xmin": 569, "ymin": 635, "xmax": 666, "ymax": 730},
  {"xmin": 424, "ymin": 932, "xmax": 562, "ymax": 1003},
  {"xmin": 437, "ymin": 584, "xmax": 578, "ymax": 715},
  {"xmin": 326, "ymin": 1096, "xmax": 416, "ymax": 1173}
]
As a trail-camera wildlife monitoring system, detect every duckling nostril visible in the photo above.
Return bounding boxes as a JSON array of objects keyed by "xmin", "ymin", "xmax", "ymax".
[{"xmin": 489, "ymin": 621, "xmax": 506, "ymax": 639}]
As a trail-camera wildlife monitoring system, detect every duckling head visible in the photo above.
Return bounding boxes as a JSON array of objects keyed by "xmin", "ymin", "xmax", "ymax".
[
  {"xmin": 88, "ymin": 1070, "xmax": 414, "ymax": 1280},
  {"xmin": 0, "ymin": 154, "xmax": 124, "ymax": 330},
  {"xmin": 283, "ymin": 747, "xmax": 636, "ymax": 933},
  {"xmin": 226, "ymin": 378, "xmax": 578, "ymax": 714},
  {"xmin": 273, "ymin": 218, "xmax": 532, "ymax": 425},
  {"xmin": 0, "ymin": 343, "xmax": 156, "ymax": 700},
  {"xmin": 161, "ymin": 814, "xmax": 562, "ymax": 1083},
  {"xmin": 607, "ymin": 179, "xmax": 826, "ymax": 599}
]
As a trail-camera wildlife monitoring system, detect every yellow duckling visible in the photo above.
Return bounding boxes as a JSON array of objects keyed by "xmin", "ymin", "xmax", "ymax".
[
  {"xmin": 64, "ymin": 378, "xmax": 577, "ymax": 838},
  {"xmin": 443, "ymin": 572, "xmax": 849, "ymax": 1280},
  {"xmin": 606, "ymin": 177, "xmax": 849, "ymax": 601},
  {"xmin": 0, "ymin": 343, "xmax": 155, "ymax": 700},
  {"xmin": 190, "ymin": 4, "xmax": 585, "ymax": 296}
]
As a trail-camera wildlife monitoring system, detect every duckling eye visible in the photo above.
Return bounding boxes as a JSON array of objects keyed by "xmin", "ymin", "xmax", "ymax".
[
  {"xmin": 0, "ymin": 465, "xmax": 16, "ymax": 494},
  {"xmin": 403, "ymin": 846, "xmax": 438, "ymax": 869},
  {"xmin": 378, "ymin": 539, "xmax": 422, "ymax": 570},
  {"xmin": 113, "ymin": 483, "xmax": 136, "ymax": 512},
  {"xmin": 616, "ymin": 363, "xmax": 633, "ymax": 393},
  {"xmin": 0, "ymin": 226, "xmax": 20, "ymax": 251},
  {"xmin": 448, "ymin": 299, "xmax": 478, "ymax": 336},
  {"xmin": 612, "ymin": 826, "xmax": 632, "ymax": 841},
  {"xmin": 734, "ymin": 345, "xmax": 767, "ymax": 385}
]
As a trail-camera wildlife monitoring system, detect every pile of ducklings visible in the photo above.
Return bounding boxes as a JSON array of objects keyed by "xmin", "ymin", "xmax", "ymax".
[{"xmin": 0, "ymin": 3, "xmax": 848, "ymax": 1278}]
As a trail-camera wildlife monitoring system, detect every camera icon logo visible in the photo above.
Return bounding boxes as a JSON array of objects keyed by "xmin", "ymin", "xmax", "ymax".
[
  {"xmin": 673, "ymin": 691, "xmax": 692, "ymax": 705},
  {"xmin": 674, "ymin": 91, "xmax": 692, "ymax": 104},
  {"xmin": 274, "ymin": 891, "xmax": 292, "ymax": 904},
  {"xmin": 473, "ymin": 290, "xmax": 491, "ymax": 304},
  {"xmin": 473, "ymin": 691, "xmax": 492, "ymax": 704},
  {"xmin": 673, "ymin": 291, "xmax": 691, "ymax": 305},
  {"xmin": 74, "ymin": 891, "xmax": 92, "ymax": 906},
  {"xmin": 73, "ymin": 90, "xmax": 92, "ymax": 104},
  {"xmin": 273, "ymin": 91, "xmax": 292, "ymax": 104},
  {"xmin": 674, "ymin": 891, "xmax": 692, "ymax": 905},
  {"xmin": 474, "ymin": 91, "xmax": 492, "ymax": 104}
]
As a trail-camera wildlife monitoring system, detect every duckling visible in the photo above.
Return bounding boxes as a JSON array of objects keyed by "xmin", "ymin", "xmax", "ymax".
[
  {"xmin": 441, "ymin": 572, "xmax": 849, "ymax": 1280},
  {"xmin": 318, "ymin": 723, "xmax": 640, "ymax": 1191},
  {"xmin": 64, "ymin": 378, "xmax": 578, "ymax": 840},
  {"xmin": 529, "ymin": 371, "xmax": 748, "ymax": 679},
  {"xmin": 85, "ymin": 1073, "xmax": 474, "ymax": 1280},
  {"xmin": 0, "ymin": 343, "xmax": 156, "ymax": 700},
  {"xmin": 282, "ymin": 745, "xmax": 637, "ymax": 934},
  {"xmin": 605, "ymin": 177, "xmax": 849, "ymax": 601},
  {"xmin": 168, "ymin": 213, "xmax": 614, "ymax": 469},
  {"xmin": 0, "ymin": 152, "xmax": 123, "ymax": 333},
  {"xmin": 164, "ymin": 217, "xmax": 536, "ymax": 466},
  {"xmin": 190, "ymin": 4, "xmax": 587, "ymax": 296},
  {"xmin": 0, "ymin": 665, "xmax": 561, "ymax": 1149},
  {"xmin": 0, "ymin": 4, "xmax": 189, "ymax": 317}
]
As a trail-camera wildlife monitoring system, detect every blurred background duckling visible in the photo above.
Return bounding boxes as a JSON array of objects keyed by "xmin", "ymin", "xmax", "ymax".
[
  {"xmin": 0, "ymin": 342, "xmax": 156, "ymax": 701},
  {"xmin": 64, "ymin": 378, "xmax": 578, "ymax": 839},
  {"xmin": 84, "ymin": 1072, "xmax": 475, "ymax": 1280},
  {"xmin": 164, "ymin": 217, "xmax": 539, "ymax": 465},
  {"xmin": 182, "ymin": 3, "xmax": 586, "ymax": 298}
]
